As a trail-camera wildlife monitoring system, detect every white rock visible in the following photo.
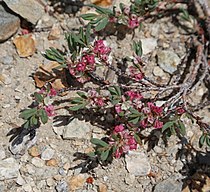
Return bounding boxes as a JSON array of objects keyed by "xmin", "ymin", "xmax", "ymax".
[
  {"xmin": 22, "ymin": 183, "xmax": 32, "ymax": 192},
  {"xmin": 3, "ymin": 0, "xmax": 44, "ymax": 25},
  {"xmin": 153, "ymin": 66, "xmax": 165, "ymax": 77},
  {"xmin": 157, "ymin": 50, "xmax": 180, "ymax": 74},
  {"xmin": 16, "ymin": 174, "xmax": 26, "ymax": 186},
  {"xmin": 125, "ymin": 151, "xmax": 151, "ymax": 176},
  {"xmin": 41, "ymin": 147, "xmax": 55, "ymax": 161},
  {"xmin": 62, "ymin": 118, "xmax": 92, "ymax": 140},
  {"xmin": 31, "ymin": 157, "xmax": 45, "ymax": 168},
  {"xmin": 0, "ymin": 149, "xmax": 6, "ymax": 160},
  {"xmin": 26, "ymin": 164, "xmax": 35, "ymax": 175},
  {"xmin": 141, "ymin": 38, "xmax": 157, "ymax": 55},
  {"xmin": 0, "ymin": 157, "xmax": 19, "ymax": 180},
  {"xmin": 46, "ymin": 178, "xmax": 54, "ymax": 187},
  {"xmin": 52, "ymin": 126, "xmax": 64, "ymax": 136},
  {"xmin": 124, "ymin": 174, "xmax": 136, "ymax": 185}
]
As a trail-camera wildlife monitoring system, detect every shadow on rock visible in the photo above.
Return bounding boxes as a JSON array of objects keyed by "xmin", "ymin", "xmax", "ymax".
[
  {"xmin": 7, "ymin": 126, "xmax": 37, "ymax": 155},
  {"xmin": 175, "ymin": 143, "xmax": 210, "ymax": 192}
]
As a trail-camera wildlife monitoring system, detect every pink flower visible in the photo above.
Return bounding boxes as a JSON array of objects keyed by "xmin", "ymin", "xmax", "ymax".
[
  {"xmin": 109, "ymin": 16, "xmax": 117, "ymax": 23},
  {"xmin": 114, "ymin": 124, "xmax": 125, "ymax": 133},
  {"xmin": 142, "ymin": 107, "xmax": 151, "ymax": 114},
  {"xmin": 49, "ymin": 88, "xmax": 57, "ymax": 97},
  {"xmin": 114, "ymin": 148, "xmax": 123, "ymax": 158},
  {"xmin": 44, "ymin": 105, "xmax": 55, "ymax": 117},
  {"xmin": 38, "ymin": 87, "xmax": 46, "ymax": 94},
  {"xmin": 93, "ymin": 40, "xmax": 111, "ymax": 55},
  {"xmin": 126, "ymin": 91, "xmax": 143, "ymax": 101},
  {"xmin": 76, "ymin": 62, "xmax": 86, "ymax": 72},
  {"xmin": 82, "ymin": 54, "xmax": 95, "ymax": 65},
  {"xmin": 94, "ymin": 97, "xmax": 105, "ymax": 107},
  {"xmin": 154, "ymin": 119, "xmax": 163, "ymax": 129},
  {"xmin": 129, "ymin": 66, "xmax": 143, "ymax": 81},
  {"xmin": 68, "ymin": 65, "xmax": 76, "ymax": 76},
  {"xmin": 115, "ymin": 105, "xmax": 122, "ymax": 114},
  {"xmin": 140, "ymin": 119, "xmax": 148, "ymax": 128},
  {"xmin": 176, "ymin": 107, "xmax": 185, "ymax": 115},
  {"xmin": 147, "ymin": 102, "xmax": 163, "ymax": 115},
  {"xmin": 128, "ymin": 15, "xmax": 139, "ymax": 29}
]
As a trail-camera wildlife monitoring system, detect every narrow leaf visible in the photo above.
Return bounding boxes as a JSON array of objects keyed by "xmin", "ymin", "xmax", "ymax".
[
  {"xmin": 199, "ymin": 134, "xmax": 206, "ymax": 148},
  {"xmin": 162, "ymin": 121, "xmax": 174, "ymax": 133},
  {"xmin": 95, "ymin": 17, "xmax": 109, "ymax": 31},
  {"xmin": 39, "ymin": 109, "xmax": 48, "ymax": 124},
  {"xmin": 100, "ymin": 150, "xmax": 110, "ymax": 161},
  {"xmin": 91, "ymin": 138, "xmax": 109, "ymax": 147}
]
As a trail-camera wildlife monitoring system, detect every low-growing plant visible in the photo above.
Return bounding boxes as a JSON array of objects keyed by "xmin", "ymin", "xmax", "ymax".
[{"xmin": 19, "ymin": 0, "xmax": 210, "ymax": 164}]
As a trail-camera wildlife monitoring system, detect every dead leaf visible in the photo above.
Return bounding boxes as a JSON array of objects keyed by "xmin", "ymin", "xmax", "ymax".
[
  {"xmin": 48, "ymin": 24, "xmax": 61, "ymax": 40},
  {"xmin": 28, "ymin": 146, "xmax": 40, "ymax": 157},
  {"xmin": 91, "ymin": 0, "xmax": 113, "ymax": 7},
  {"xmin": 68, "ymin": 174, "xmax": 85, "ymax": 191},
  {"xmin": 13, "ymin": 34, "xmax": 36, "ymax": 57},
  {"xmin": 98, "ymin": 183, "xmax": 108, "ymax": 192},
  {"xmin": 46, "ymin": 158, "xmax": 58, "ymax": 167},
  {"xmin": 33, "ymin": 61, "xmax": 68, "ymax": 90}
]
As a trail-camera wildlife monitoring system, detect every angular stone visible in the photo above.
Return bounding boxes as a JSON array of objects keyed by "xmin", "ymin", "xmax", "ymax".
[
  {"xmin": 55, "ymin": 180, "xmax": 69, "ymax": 192},
  {"xmin": 3, "ymin": 0, "xmax": 44, "ymax": 25},
  {"xmin": 125, "ymin": 151, "xmax": 151, "ymax": 176},
  {"xmin": 154, "ymin": 179, "xmax": 182, "ymax": 192},
  {"xmin": 0, "ymin": 157, "xmax": 19, "ymax": 180},
  {"xmin": 62, "ymin": 118, "xmax": 92, "ymax": 140},
  {"xmin": 0, "ymin": 4, "xmax": 20, "ymax": 42},
  {"xmin": 141, "ymin": 38, "xmax": 157, "ymax": 55},
  {"xmin": 41, "ymin": 147, "xmax": 55, "ymax": 161},
  {"xmin": 31, "ymin": 157, "xmax": 45, "ymax": 168},
  {"xmin": 157, "ymin": 50, "xmax": 180, "ymax": 74}
]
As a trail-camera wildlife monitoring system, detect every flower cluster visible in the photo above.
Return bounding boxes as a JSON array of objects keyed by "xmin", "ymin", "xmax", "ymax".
[
  {"xmin": 129, "ymin": 66, "xmax": 144, "ymax": 81},
  {"xmin": 109, "ymin": 124, "xmax": 137, "ymax": 158},
  {"xmin": 88, "ymin": 90, "xmax": 106, "ymax": 107},
  {"xmin": 68, "ymin": 39, "xmax": 111, "ymax": 83},
  {"xmin": 108, "ymin": 5, "xmax": 142, "ymax": 29},
  {"xmin": 114, "ymin": 90, "xmax": 163, "ymax": 129},
  {"xmin": 38, "ymin": 87, "xmax": 57, "ymax": 117}
]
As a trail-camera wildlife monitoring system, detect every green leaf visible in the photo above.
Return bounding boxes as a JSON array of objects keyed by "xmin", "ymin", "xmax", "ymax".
[
  {"xmin": 128, "ymin": 117, "xmax": 140, "ymax": 124},
  {"xmin": 114, "ymin": 86, "xmax": 121, "ymax": 96},
  {"xmin": 69, "ymin": 103, "xmax": 86, "ymax": 111},
  {"xmin": 30, "ymin": 115, "xmax": 38, "ymax": 126},
  {"xmin": 44, "ymin": 47, "xmax": 65, "ymax": 63},
  {"xmin": 34, "ymin": 92, "xmax": 43, "ymax": 103},
  {"xmin": 39, "ymin": 109, "xmax": 48, "ymax": 124},
  {"xmin": 76, "ymin": 92, "xmax": 87, "ymax": 99},
  {"xmin": 85, "ymin": 24, "xmax": 91, "ymax": 45},
  {"xmin": 87, "ymin": 152, "xmax": 96, "ymax": 157},
  {"xmin": 23, "ymin": 120, "xmax": 30, "ymax": 129},
  {"xmin": 71, "ymin": 97, "xmax": 84, "ymax": 104},
  {"xmin": 100, "ymin": 150, "xmax": 110, "ymax": 161},
  {"xmin": 199, "ymin": 134, "xmax": 206, "ymax": 148},
  {"xmin": 177, "ymin": 120, "xmax": 186, "ymax": 136},
  {"xmin": 134, "ymin": 133, "xmax": 142, "ymax": 145},
  {"xmin": 91, "ymin": 138, "xmax": 109, "ymax": 147},
  {"xmin": 206, "ymin": 136, "xmax": 210, "ymax": 147},
  {"xmin": 19, "ymin": 108, "xmax": 37, "ymax": 120},
  {"xmin": 87, "ymin": 4, "xmax": 113, "ymax": 15},
  {"xmin": 162, "ymin": 121, "xmax": 174, "ymax": 133},
  {"xmin": 95, "ymin": 17, "xmax": 109, "ymax": 31},
  {"xmin": 71, "ymin": 33, "xmax": 86, "ymax": 47},
  {"xmin": 80, "ymin": 13, "xmax": 98, "ymax": 20},
  {"xmin": 108, "ymin": 87, "xmax": 117, "ymax": 95}
]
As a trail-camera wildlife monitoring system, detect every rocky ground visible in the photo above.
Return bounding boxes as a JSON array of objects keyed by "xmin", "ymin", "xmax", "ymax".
[{"xmin": 0, "ymin": 0, "xmax": 210, "ymax": 192}]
